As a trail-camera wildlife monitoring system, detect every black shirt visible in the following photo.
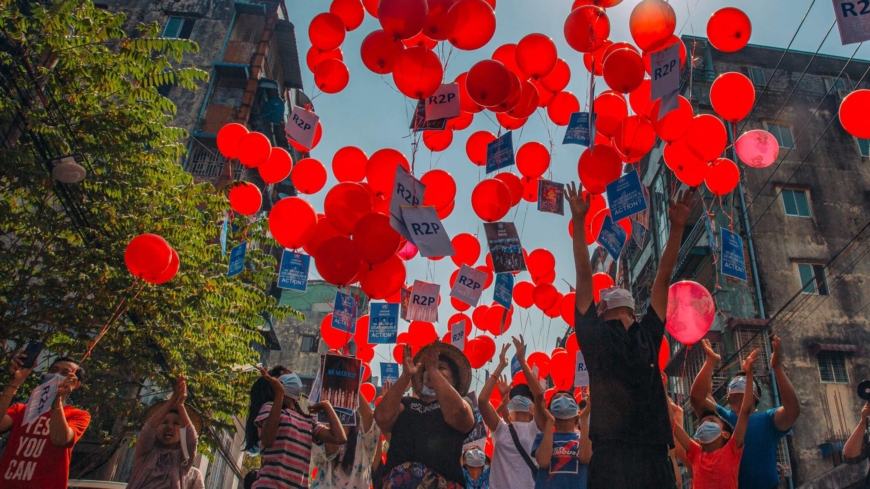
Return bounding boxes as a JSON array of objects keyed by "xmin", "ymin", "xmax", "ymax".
[
  {"xmin": 574, "ymin": 305, "xmax": 674, "ymax": 446},
  {"xmin": 383, "ymin": 397, "xmax": 472, "ymax": 486}
]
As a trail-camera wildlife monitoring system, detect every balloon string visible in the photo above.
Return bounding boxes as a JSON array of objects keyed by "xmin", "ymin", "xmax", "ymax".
[{"xmin": 80, "ymin": 280, "xmax": 147, "ymax": 364}]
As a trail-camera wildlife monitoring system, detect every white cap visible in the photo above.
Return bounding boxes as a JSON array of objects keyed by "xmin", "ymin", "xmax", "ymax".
[{"xmin": 599, "ymin": 287, "xmax": 635, "ymax": 311}]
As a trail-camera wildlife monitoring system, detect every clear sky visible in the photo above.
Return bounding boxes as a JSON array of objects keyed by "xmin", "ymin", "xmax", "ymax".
[{"xmin": 286, "ymin": 0, "xmax": 870, "ymax": 390}]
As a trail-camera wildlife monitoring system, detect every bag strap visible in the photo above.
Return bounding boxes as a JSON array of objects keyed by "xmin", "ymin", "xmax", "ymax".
[{"xmin": 507, "ymin": 423, "xmax": 538, "ymax": 478}]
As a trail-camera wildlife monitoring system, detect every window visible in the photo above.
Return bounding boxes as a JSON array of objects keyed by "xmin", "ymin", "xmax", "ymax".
[
  {"xmin": 817, "ymin": 351, "xmax": 849, "ymax": 383},
  {"xmin": 824, "ymin": 76, "xmax": 849, "ymax": 92},
  {"xmin": 765, "ymin": 122, "xmax": 796, "ymax": 148},
  {"xmin": 157, "ymin": 83, "xmax": 172, "ymax": 97},
  {"xmin": 300, "ymin": 334, "xmax": 319, "ymax": 353},
  {"xmin": 780, "ymin": 188, "xmax": 811, "ymax": 217},
  {"xmin": 162, "ymin": 17, "xmax": 195, "ymax": 39},
  {"xmin": 856, "ymin": 138, "xmax": 870, "ymax": 157},
  {"xmin": 748, "ymin": 66, "xmax": 766, "ymax": 86},
  {"xmin": 798, "ymin": 263, "xmax": 829, "ymax": 295}
]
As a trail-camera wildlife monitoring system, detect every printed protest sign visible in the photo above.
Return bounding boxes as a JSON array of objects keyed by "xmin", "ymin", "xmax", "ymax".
[
  {"xmin": 483, "ymin": 222, "xmax": 527, "ymax": 274},
  {"xmin": 575, "ymin": 351, "xmax": 589, "ymax": 387},
  {"xmin": 408, "ymin": 280, "xmax": 440, "ymax": 322},
  {"xmin": 390, "ymin": 166, "xmax": 426, "ymax": 242},
  {"xmin": 596, "ymin": 215, "xmax": 627, "ymax": 261},
  {"xmin": 22, "ymin": 376, "xmax": 60, "ymax": 427},
  {"xmin": 451, "ymin": 319, "xmax": 466, "ymax": 350},
  {"xmin": 650, "ymin": 43, "xmax": 681, "ymax": 100},
  {"xmin": 721, "ymin": 229, "xmax": 748, "ymax": 281},
  {"xmin": 425, "ymin": 83, "xmax": 460, "ymax": 121},
  {"xmin": 606, "ymin": 170, "xmax": 648, "ymax": 222},
  {"xmin": 381, "ymin": 363, "xmax": 400, "ymax": 384},
  {"xmin": 400, "ymin": 285, "xmax": 411, "ymax": 321},
  {"xmin": 227, "ymin": 242, "xmax": 246, "ymax": 278},
  {"xmin": 833, "ymin": 0, "xmax": 870, "ymax": 44},
  {"xmin": 277, "ymin": 250, "xmax": 310, "ymax": 291},
  {"xmin": 368, "ymin": 303, "xmax": 399, "ymax": 344},
  {"xmin": 563, "ymin": 112, "xmax": 593, "ymax": 146},
  {"xmin": 486, "ymin": 131, "xmax": 515, "ymax": 174},
  {"xmin": 317, "ymin": 354, "xmax": 362, "ymax": 425},
  {"xmin": 285, "ymin": 105, "xmax": 320, "ymax": 150},
  {"xmin": 449, "ymin": 264, "xmax": 487, "ymax": 306},
  {"xmin": 332, "ymin": 291, "xmax": 357, "ymax": 333},
  {"xmin": 401, "ymin": 206, "xmax": 455, "ymax": 257},
  {"xmin": 538, "ymin": 179, "xmax": 565, "ymax": 215},
  {"xmin": 411, "ymin": 99, "xmax": 447, "ymax": 131},
  {"xmin": 493, "ymin": 273, "xmax": 514, "ymax": 309}
]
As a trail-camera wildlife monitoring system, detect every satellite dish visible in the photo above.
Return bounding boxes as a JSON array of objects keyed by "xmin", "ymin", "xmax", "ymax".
[
  {"xmin": 264, "ymin": 99, "xmax": 285, "ymax": 123},
  {"xmin": 52, "ymin": 156, "xmax": 86, "ymax": 184}
]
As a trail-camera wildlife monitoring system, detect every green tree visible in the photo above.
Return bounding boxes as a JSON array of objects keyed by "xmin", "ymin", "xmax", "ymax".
[{"xmin": 0, "ymin": 0, "xmax": 299, "ymax": 474}]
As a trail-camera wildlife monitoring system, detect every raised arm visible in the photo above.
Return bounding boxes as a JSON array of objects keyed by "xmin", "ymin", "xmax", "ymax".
[
  {"xmin": 651, "ymin": 190, "xmax": 694, "ymax": 321},
  {"xmin": 734, "ymin": 350, "xmax": 760, "ymax": 448},
  {"xmin": 374, "ymin": 345, "xmax": 415, "ymax": 434},
  {"xmin": 668, "ymin": 398, "xmax": 695, "ymax": 454},
  {"xmin": 578, "ymin": 399, "xmax": 592, "ymax": 464},
  {"xmin": 770, "ymin": 336, "xmax": 800, "ymax": 432},
  {"xmin": 313, "ymin": 401, "xmax": 348, "ymax": 445},
  {"xmin": 0, "ymin": 355, "xmax": 34, "ymax": 433},
  {"xmin": 358, "ymin": 390, "xmax": 374, "ymax": 433},
  {"xmin": 534, "ymin": 407, "xmax": 556, "ymax": 468},
  {"xmin": 479, "ymin": 344, "xmax": 511, "ymax": 432},
  {"xmin": 689, "ymin": 339, "xmax": 720, "ymax": 417},
  {"xmin": 256, "ymin": 366, "xmax": 286, "ymax": 449},
  {"xmin": 566, "ymin": 182, "xmax": 594, "ymax": 314},
  {"xmin": 513, "ymin": 335, "xmax": 546, "ymax": 431},
  {"xmin": 844, "ymin": 402, "xmax": 870, "ymax": 458},
  {"xmin": 422, "ymin": 348, "xmax": 475, "ymax": 433}
]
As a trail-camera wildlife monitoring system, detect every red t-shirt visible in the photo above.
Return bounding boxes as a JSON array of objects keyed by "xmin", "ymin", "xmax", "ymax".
[
  {"xmin": 687, "ymin": 438, "xmax": 743, "ymax": 489},
  {"xmin": 0, "ymin": 403, "xmax": 91, "ymax": 489}
]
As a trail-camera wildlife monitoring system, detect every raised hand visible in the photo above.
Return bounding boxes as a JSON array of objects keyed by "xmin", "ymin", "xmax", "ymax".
[
  {"xmin": 511, "ymin": 335, "xmax": 526, "ymax": 362},
  {"xmin": 668, "ymin": 189, "xmax": 695, "ymax": 227},
  {"xmin": 565, "ymin": 182, "xmax": 592, "ymax": 221},
  {"xmin": 701, "ymin": 339, "xmax": 721, "ymax": 363},
  {"xmin": 770, "ymin": 336, "xmax": 782, "ymax": 369},
  {"xmin": 173, "ymin": 375, "xmax": 188, "ymax": 406},
  {"xmin": 257, "ymin": 365, "xmax": 284, "ymax": 398},
  {"xmin": 9, "ymin": 355, "xmax": 33, "ymax": 388},
  {"xmin": 401, "ymin": 344, "xmax": 420, "ymax": 377},
  {"xmin": 496, "ymin": 374, "xmax": 511, "ymax": 398},
  {"xmin": 310, "ymin": 400, "xmax": 332, "ymax": 414},
  {"xmin": 741, "ymin": 348, "xmax": 760, "ymax": 374},
  {"xmin": 497, "ymin": 343, "xmax": 510, "ymax": 371}
]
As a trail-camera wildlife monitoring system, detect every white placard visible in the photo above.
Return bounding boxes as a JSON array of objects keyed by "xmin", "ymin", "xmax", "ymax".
[
  {"xmin": 425, "ymin": 83, "xmax": 461, "ymax": 121},
  {"xmin": 451, "ymin": 320, "xmax": 466, "ymax": 350},
  {"xmin": 22, "ymin": 376, "xmax": 60, "ymax": 427},
  {"xmin": 449, "ymin": 264, "xmax": 487, "ymax": 306},
  {"xmin": 389, "ymin": 166, "xmax": 426, "ymax": 242},
  {"xmin": 833, "ymin": 0, "xmax": 870, "ymax": 45},
  {"xmin": 284, "ymin": 105, "xmax": 320, "ymax": 150},
  {"xmin": 574, "ymin": 351, "xmax": 589, "ymax": 388},
  {"xmin": 401, "ymin": 206, "xmax": 455, "ymax": 258},
  {"xmin": 657, "ymin": 90, "xmax": 680, "ymax": 119},
  {"xmin": 650, "ymin": 43, "xmax": 681, "ymax": 101},
  {"xmin": 408, "ymin": 280, "xmax": 440, "ymax": 322}
]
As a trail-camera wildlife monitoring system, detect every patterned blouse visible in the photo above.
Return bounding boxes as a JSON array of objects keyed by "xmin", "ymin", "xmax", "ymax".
[{"xmin": 310, "ymin": 422, "xmax": 381, "ymax": 489}]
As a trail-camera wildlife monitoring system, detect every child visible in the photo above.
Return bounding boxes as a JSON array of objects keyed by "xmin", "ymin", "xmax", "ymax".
[
  {"xmin": 530, "ymin": 392, "xmax": 592, "ymax": 489},
  {"xmin": 672, "ymin": 349, "xmax": 760, "ymax": 489},
  {"xmin": 461, "ymin": 447, "xmax": 490, "ymax": 489}
]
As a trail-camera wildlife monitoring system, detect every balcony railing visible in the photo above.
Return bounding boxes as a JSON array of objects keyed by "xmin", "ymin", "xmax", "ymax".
[
  {"xmin": 187, "ymin": 144, "xmax": 241, "ymax": 180},
  {"xmin": 673, "ymin": 218, "xmax": 706, "ymax": 277}
]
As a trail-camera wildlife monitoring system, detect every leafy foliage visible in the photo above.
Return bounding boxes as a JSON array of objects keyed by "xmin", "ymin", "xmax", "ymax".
[{"xmin": 0, "ymin": 0, "xmax": 299, "ymax": 468}]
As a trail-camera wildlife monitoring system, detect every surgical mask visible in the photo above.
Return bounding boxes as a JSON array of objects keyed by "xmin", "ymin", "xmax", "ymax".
[
  {"xmin": 550, "ymin": 396, "xmax": 578, "ymax": 420},
  {"xmin": 465, "ymin": 449, "xmax": 486, "ymax": 468},
  {"xmin": 420, "ymin": 386, "xmax": 437, "ymax": 398},
  {"xmin": 727, "ymin": 376, "xmax": 747, "ymax": 395},
  {"xmin": 278, "ymin": 374, "xmax": 302, "ymax": 400},
  {"xmin": 42, "ymin": 372, "xmax": 63, "ymax": 385},
  {"xmin": 694, "ymin": 421, "xmax": 723, "ymax": 444},
  {"xmin": 507, "ymin": 395, "xmax": 532, "ymax": 413}
]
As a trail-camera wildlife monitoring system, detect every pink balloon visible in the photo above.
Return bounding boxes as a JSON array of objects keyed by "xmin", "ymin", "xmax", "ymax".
[
  {"xmin": 397, "ymin": 241, "xmax": 418, "ymax": 260},
  {"xmin": 666, "ymin": 281, "xmax": 715, "ymax": 345},
  {"xmin": 735, "ymin": 129, "xmax": 780, "ymax": 169}
]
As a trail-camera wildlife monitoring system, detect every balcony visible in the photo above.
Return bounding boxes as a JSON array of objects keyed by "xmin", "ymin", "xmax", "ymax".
[
  {"xmin": 672, "ymin": 218, "xmax": 710, "ymax": 279},
  {"xmin": 187, "ymin": 143, "xmax": 241, "ymax": 180}
]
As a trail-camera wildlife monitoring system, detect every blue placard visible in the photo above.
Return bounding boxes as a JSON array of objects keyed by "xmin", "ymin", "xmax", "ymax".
[
  {"xmin": 486, "ymin": 131, "xmax": 515, "ymax": 174},
  {"xmin": 332, "ymin": 291, "xmax": 357, "ymax": 333},
  {"xmin": 721, "ymin": 229, "xmax": 748, "ymax": 281},
  {"xmin": 277, "ymin": 250, "xmax": 310, "ymax": 291},
  {"xmin": 493, "ymin": 273, "xmax": 514, "ymax": 309},
  {"xmin": 220, "ymin": 218, "xmax": 228, "ymax": 258},
  {"xmin": 606, "ymin": 170, "xmax": 648, "ymax": 223},
  {"xmin": 368, "ymin": 303, "xmax": 399, "ymax": 344},
  {"xmin": 227, "ymin": 242, "xmax": 246, "ymax": 278},
  {"xmin": 597, "ymin": 215, "xmax": 627, "ymax": 261},
  {"xmin": 380, "ymin": 363, "xmax": 400, "ymax": 384},
  {"xmin": 563, "ymin": 112, "xmax": 593, "ymax": 146}
]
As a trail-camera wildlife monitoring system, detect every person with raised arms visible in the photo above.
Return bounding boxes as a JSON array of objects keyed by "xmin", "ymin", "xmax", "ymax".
[{"xmin": 567, "ymin": 182, "xmax": 694, "ymax": 488}]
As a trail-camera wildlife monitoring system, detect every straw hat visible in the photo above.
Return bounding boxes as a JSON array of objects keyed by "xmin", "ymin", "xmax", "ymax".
[
  {"xmin": 411, "ymin": 342, "xmax": 472, "ymax": 397},
  {"xmin": 143, "ymin": 401, "xmax": 204, "ymax": 436}
]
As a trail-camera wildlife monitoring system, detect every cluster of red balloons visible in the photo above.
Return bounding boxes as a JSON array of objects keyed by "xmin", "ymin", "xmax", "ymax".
[
  {"xmin": 124, "ymin": 234, "xmax": 180, "ymax": 284},
  {"xmin": 307, "ymin": 0, "xmax": 368, "ymax": 93}
]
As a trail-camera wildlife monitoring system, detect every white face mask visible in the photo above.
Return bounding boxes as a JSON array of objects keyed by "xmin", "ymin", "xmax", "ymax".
[
  {"xmin": 420, "ymin": 386, "xmax": 437, "ymax": 398},
  {"xmin": 694, "ymin": 421, "xmax": 723, "ymax": 444}
]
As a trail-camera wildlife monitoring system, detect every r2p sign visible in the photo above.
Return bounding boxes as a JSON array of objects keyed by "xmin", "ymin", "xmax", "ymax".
[
  {"xmin": 833, "ymin": 0, "xmax": 870, "ymax": 44},
  {"xmin": 425, "ymin": 84, "xmax": 460, "ymax": 121}
]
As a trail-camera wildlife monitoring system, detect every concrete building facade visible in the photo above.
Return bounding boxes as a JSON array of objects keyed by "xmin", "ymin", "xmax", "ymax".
[{"xmin": 628, "ymin": 36, "xmax": 870, "ymax": 488}]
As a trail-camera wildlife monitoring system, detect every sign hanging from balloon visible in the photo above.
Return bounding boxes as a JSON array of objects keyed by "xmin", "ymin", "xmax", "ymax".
[
  {"xmin": 407, "ymin": 280, "xmax": 440, "ymax": 322},
  {"xmin": 285, "ymin": 105, "xmax": 320, "ymax": 151}
]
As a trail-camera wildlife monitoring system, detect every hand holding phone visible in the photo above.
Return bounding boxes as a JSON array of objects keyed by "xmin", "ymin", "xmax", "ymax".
[{"xmin": 20, "ymin": 341, "xmax": 44, "ymax": 369}]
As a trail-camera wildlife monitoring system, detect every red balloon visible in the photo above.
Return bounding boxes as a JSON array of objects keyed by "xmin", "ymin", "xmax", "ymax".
[
  {"xmin": 493, "ymin": 172, "xmax": 524, "ymax": 207},
  {"xmin": 353, "ymin": 213, "xmax": 401, "ymax": 264},
  {"xmin": 564, "ymin": 6, "xmax": 610, "ymax": 53},
  {"xmin": 422, "ymin": 129, "xmax": 454, "ymax": 152},
  {"xmin": 840, "ymin": 89, "xmax": 870, "ymax": 138},
  {"xmin": 466, "ymin": 131, "xmax": 496, "ymax": 166},
  {"xmin": 711, "ymin": 72, "xmax": 755, "ymax": 122},
  {"xmin": 270, "ymin": 198, "xmax": 318, "ymax": 249},
  {"xmin": 527, "ymin": 249, "xmax": 556, "ymax": 281},
  {"xmin": 516, "ymin": 142, "xmax": 550, "ymax": 178},
  {"xmin": 513, "ymin": 281, "xmax": 534, "ymax": 308},
  {"xmin": 705, "ymin": 158, "xmax": 740, "ymax": 196},
  {"xmin": 628, "ymin": 0, "xmax": 676, "ymax": 51},
  {"xmin": 332, "ymin": 146, "xmax": 368, "ymax": 183},
  {"xmin": 485, "ymin": 305, "xmax": 512, "ymax": 335},
  {"xmin": 309, "ymin": 13, "xmax": 346, "ymax": 51},
  {"xmin": 423, "ymin": 0, "xmax": 457, "ymax": 40},
  {"xmin": 686, "ymin": 114, "xmax": 727, "ymax": 162},
  {"xmin": 321, "ymin": 314, "xmax": 352, "ymax": 349},
  {"xmin": 550, "ymin": 352, "xmax": 574, "ymax": 390},
  {"xmin": 540, "ymin": 58, "xmax": 571, "ymax": 93},
  {"xmin": 363, "ymin": 0, "xmax": 379, "ymax": 17},
  {"xmin": 305, "ymin": 214, "xmax": 343, "ymax": 256},
  {"xmin": 707, "ymin": 7, "xmax": 751, "ymax": 53},
  {"xmin": 490, "ymin": 71, "xmax": 522, "ymax": 113},
  {"xmin": 392, "ymin": 47, "xmax": 443, "ymax": 99},
  {"xmin": 533, "ymin": 283, "xmax": 559, "ymax": 310},
  {"xmin": 456, "ymin": 72, "xmax": 484, "ymax": 114},
  {"xmin": 357, "ymin": 344, "xmax": 375, "ymax": 363},
  {"xmin": 664, "ymin": 139, "xmax": 709, "ymax": 187},
  {"xmin": 527, "ymin": 352, "xmax": 550, "ymax": 379},
  {"xmin": 659, "ymin": 337, "xmax": 670, "ymax": 371},
  {"xmin": 516, "ymin": 33, "xmax": 558, "ymax": 80},
  {"xmin": 325, "ymin": 182, "xmax": 374, "ymax": 235},
  {"xmin": 603, "ymin": 48, "xmax": 644, "ymax": 94},
  {"xmin": 629, "ymin": 78, "xmax": 652, "ymax": 118},
  {"xmin": 354, "ymin": 315, "xmax": 372, "ymax": 347},
  {"xmin": 496, "ymin": 113, "xmax": 527, "ymax": 130},
  {"xmin": 560, "ymin": 292, "xmax": 576, "ymax": 326},
  {"xmin": 361, "ymin": 255, "xmax": 406, "ymax": 299},
  {"xmin": 451, "ymin": 233, "xmax": 480, "ymax": 267},
  {"xmin": 448, "ymin": 111, "xmax": 475, "ymax": 131},
  {"xmin": 466, "ymin": 60, "xmax": 512, "ymax": 107},
  {"xmin": 471, "ymin": 179, "xmax": 512, "ymax": 222},
  {"xmin": 146, "ymin": 248, "xmax": 179, "ymax": 285},
  {"xmin": 614, "ymin": 115, "xmax": 656, "ymax": 163},
  {"xmin": 291, "ymin": 158, "xmax": 327, "ymax": 194},
  {"xmin": 477, "ymin": 264, "xmax": 494, "ymax": 289},
  {"xmin": 361, "ymin": 30, "xmax": 404, "ymax": 74},
  {"xmin": 650, "ymin": 95, "xmax": 693, "ymax": 143},
  {"xmin": 217, "ymin": 123, "xmax": 248, "ymax": 159},
  {"xmin": 331, "ymin": 0, "xmax": 365, "ymax": 30},
  {"xmin": 367, "ymin": 149, "xmax": 410, "ymax": 197},
  {"xmin": 125, "ymin": 234, "xmax": 172, "ymax": 280},
  {"xmin": 447, "ymin": 0, "xmax": 496, "ymax": 51},
  {"xmin": 314, "ymin": 58, "xmax": 350, "ymax": 94},
  {"xmin": 452, "ymin": 296, "xmax": 471, "ymax": 312},
  {"xmin": 436, "ymin": 200, "xmax": 455, "ymax": 219},
  {"xmin": 421, "ymin": 169, "xmax": 456, "ymax": 209},
  {"xmin": 360, "ymin": 382, "xmax": 376, "ymax": 403},
  {"xmin": 258, "ymin": 147, "xmax": 293, "ymax": 184},
  {"xmin": 465, "ymin": 336, "xmax": 495, "ymax": 368},
  {"xmin": 572, "ymin": 0, "xmax": 623, "ymax": 8},
  {"xmin": 402, "ymin": 31, "xmax": 438, "ymax": 50},
  {"xmin": 237, "ymin": 132, "xmax": 271, "ymax": 168},
  {"xmin": 315, "ymin": 236, "xmax": 361, "ymax": 286},
  {"xmin": 379, "ymin": 0, "xmax": 428, "ymax": 40},
  {"xmin": 578, "ymin": 145, "xmax": 621, "ymax": 194},
  {"xmin": 533, "ymin": 269, "xmax": 556, "ymax": 285},
  {"xmin": 228, "ymin": 182, "xmax": 262, "ymax": 215},
  {"xmin": 408, "ymin": 321, "xmax": 439, "ymax": 347},
  {"xmin": 642, "ymin": 35, "xmax": 686, "ymax": 76},
  {"xmin": 594, "ymin": 91, "xmax": 628, "ymax": 138},
  {"xmin": 534, "ymin": 80, "xmax": 556, "ymax": 108},
  {"xmin": 521, "ymin": 176, "xmax": 540, "ymax": 202},
  {"xmin": 547, "ymin": 91, "xmax": 579, "ymax": 126},
  {"xmin": 583, "ymin": 39, "xmax": 613, "ymax": 77},
  {"xmin": 592, "ymin": 272, "xmax": 615, "ymax": 302},
  {"xmin": 491, "ymin": 43, "xmax": 523, "ymax": 78}
]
